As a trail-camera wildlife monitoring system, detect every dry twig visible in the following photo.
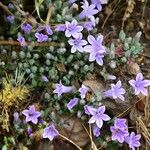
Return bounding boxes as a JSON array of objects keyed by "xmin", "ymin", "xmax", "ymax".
[{"xmin": 0, "ymin": 40, "xmax": 58, "ymax": 47}]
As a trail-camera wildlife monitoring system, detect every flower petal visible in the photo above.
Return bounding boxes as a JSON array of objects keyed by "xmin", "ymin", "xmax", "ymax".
[
  {"xmin": 84, "ymin": 45, "xmax": 92, "ymax": 53},
  {"xmin": 88, "ymin": 35, "xmax": 95, "ymax": 45},
  {"xmin": 22, "ymin": 110, "xmax": 29, "ymax": 116},
  {"xmin": 88, "ymin": 116, "xmax": 96, "ymax": 123},
  {"xmin": 71, "ymin": 46, "xmax": 77, "ymax": 53},
  {"xmin": 89, "ymin": 52, "xmax": 96, "ymax": 61},
  {"xmin": 96, "ymin": 119, "xmax": 103, "ymax": 128},
  {"xmin": 96, "ymin": 56, "xmax": 103, "ymax": 66},
  {"xmin": 97, "ymin": 35, "xmax": 103, "ymax": 43},
  {"xmin": 136, "ymin": 73, "xmax": 143, "ymax": 81},
  {"xmin": 140, "ymin": 88, "xmax": 148, "ymax": 96},
  {"xmin": 101, "ymin": 114, "xmax": 111, "ymax": 121},
  {"xmin": 142, "ymin": 80, "xmax": 150, "ymax": 87},
  {"xmin": 98, "ymin": 106, "xmax": 106, "ymax": 113},
  {"xmin": 118, "ymin": 95, "xmax": 125, "ymax": 101},
  {"xmin": 134, "ymin": 88, "xmax": 140, "ymax": 95},
  {"xmin": 129, "ymin": 80, "xmax": 136, "ymax": 87},
  {"xmin": 32, "ymin": 118, "xmax": 38, "ymax": 124}
]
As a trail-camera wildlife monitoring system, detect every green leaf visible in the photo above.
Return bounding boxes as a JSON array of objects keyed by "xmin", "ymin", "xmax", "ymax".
[
  {"xmin": 119, "ymin": 30, "xmax": 126, "ymax": 41},
  {"xmin": 132, "ymin": 31, "xmax": 142, "ymax": 43},
  {"xmin": 110, "ymin": 43, "xmax": 115, "ymax": 51},
  {"xmin": 2, "ymin": 145, "xmax": 7, "ymax": 150}
]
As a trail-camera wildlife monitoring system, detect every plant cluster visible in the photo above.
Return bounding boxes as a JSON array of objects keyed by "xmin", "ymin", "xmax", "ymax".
[{"xmin": 0, "ymin": 0, "xmax": 149, "ymax": 150}]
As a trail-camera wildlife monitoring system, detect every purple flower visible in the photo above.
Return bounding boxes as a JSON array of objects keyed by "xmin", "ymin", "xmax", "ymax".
[
  {"xmin": 84, "ymin": 34, "xmax": 106, "ymax": 65},
  {"xmin": 91, "ymin": 0, "xmax": 108, "ymax": 11},
  {"xmin": 125, "ymin": 132, "xmax": 141, "ymax": 150},
  {"xmin": 110, "ymin": 126, "xmax": 129, "ymax": 143},
  {"xmin": 35, "ymin": 33, "xmax": 48, "ymax": 42},
  {"xmin": 79, "ymin": 1, "xmax": 99, "ymax": 19},
  {"xmin": 65, "ymin": 19, "xmax": 83, "ymax": 38},
  {"xmin": 41, "ymin": 75, "xmax": 49, "ymax": 83},
  {"xmin": 6, "ymin": 15, "xmax": 14, "ymax": 23},
  {"xmin": 88, "ymin": 106, "xmax": 111, "ymax": 128},
  {"xmin": 67, "ymin": 98, "xmax": 78, "ymax": 110},
  {"xmin": 92, "ymin": 125, "xmax": 101, "ymax": 137},
  {"xmin": 110, "ymin": 118, "xmax": 129, "ymax": 143},
  {"xmin": 129, "ymin": 73, "xmax": 150, "ymax": 96},
  {"xmin": 68, "ymin": 34, "xmax": 87, "ymax": 53},
  {"xmin": 79, "ymin": 84, "xmax": 89, "ymax": 99},
  {"xmin": 114, "ymin": 118, "xmax": 128, "ymax": 130},
  {"xmin": 54, "ymin": 24, "xmax": 66, "ymax": 32},
  {"xmin": 39, "ymin": 118, "xmax": 44, "ymax": 125},
  {"xmin": 84, "ymin": 22, "xmax": 94, "ymax": 31},
  {"xmin": 83, "ymin": 17, "xmax": 96, "ymax": 31},
  {"xmin": 45, "ymin": 25, "xmax": 53, "ymax": 35},
  {"xmin": 104, "ymin": 80, "xmax": 126, "ymax": 101},
  {"xmin": 22, "ymin": 105, "xmax": 41, "ymax": 124},
  {"xmin": 17, "ymin": 35, "xmax": 26, "ymax": 47},
  {"xmin": 53, "ymin": 80, "xmax": 73, "ymax": 97},
  {"xmin": 84, "ymin": 105, "xmax": 94, "ymax": 115},
  {"xmin": 27, "ymin": 127, "xmax": 33, "ymax": 136},
  {"xmin": 21, "ymin": 23, "xmax": 32, "ymax": 34},
  {"xmin": 43, "ymin": 124, "xmax": 59, "ymax": 141}
]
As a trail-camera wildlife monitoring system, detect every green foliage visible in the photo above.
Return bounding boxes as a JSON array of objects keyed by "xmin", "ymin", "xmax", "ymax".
[{"xmin": 119, "ymin": 30, "xmax": 143, "ymax": 57}]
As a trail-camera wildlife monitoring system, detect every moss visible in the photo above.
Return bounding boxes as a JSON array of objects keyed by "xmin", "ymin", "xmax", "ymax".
[{"xmin": 0, "ymin": 79, "xmax": 29, "ymax": 107}]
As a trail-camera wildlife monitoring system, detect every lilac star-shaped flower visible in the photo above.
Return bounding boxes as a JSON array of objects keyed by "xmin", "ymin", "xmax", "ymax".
[
  {"xmin": 88, "ymin": 106, "xmax": 111, "ymax": 128},
  {"xmin": 104, "ymin": 80, "xmax": 126, "ymax": 101},
  {"xmin": 22, "ymin": 105, "xmax": 41, "ymax": 124},
  {"xmin": 129, "ymin": 73, "xmax": 150, "ymax": 96},
  {"xmin": 91, "ymin": 0, "xmax": 108, "ymax": 11},
  {"xmin": 114, "ymin": 118, "xmax": 128, "ymax": 130},
  {"xmin": 110, "ymin": 126, "xmax": 129, "ymax": 143},
  {"xmin": 35, "ymin": 33, "xmax": 48, "ymax": 42},
  {"xmin": 17, "ymin": 35, "xmax": 26, "ymax": 47},
  {"xmin": 84, "ymin": 34, "xmax": 106, "ymax": 65},
  {"xmin": 110, "ymin": 118, "xmax": 129, "ymax": 143},
  {"xmin": 79, "ymin": 84, "xmax": 89, "ymax": 99},
  {"xmin": 65, "ymin": 19, "xmax": 83, "ymax": 38},
  {"xmin": 125, "ymin": 132, "xmax": 141, "ymax": 150},
  {"xmin": 68, "ymin": 34, "xmax": 87, "ymax": 53},
  {"xmin": 43, "ymin": 124, "xmax": 59, "ymax": 141},
  {"xmin": 67, "ymin": 98, "xmax": 78, "ymax": 110},
  {"xmin": 53, "ymin": 80, "xmax": 73, "ymax": 97},
  {"xmin": 21, "ymin": 23, "xmax": 32, "ymax": 34},
  {"xmin": 79, "ymin": 1, "xmax": 99, "ymax": 19}
]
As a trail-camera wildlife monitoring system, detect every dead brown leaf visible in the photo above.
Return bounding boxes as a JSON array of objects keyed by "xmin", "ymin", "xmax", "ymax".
[
  {"xmin": 128, "ymin": 62, "xmax": 141, "ymax": 75},
  {"xmin": 58, "ymin": 116, "xmax": 90, "ymax": 147},
  {"xmin": 56, "ymin": 63, "xmax": 67, "ymax": 73}
]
